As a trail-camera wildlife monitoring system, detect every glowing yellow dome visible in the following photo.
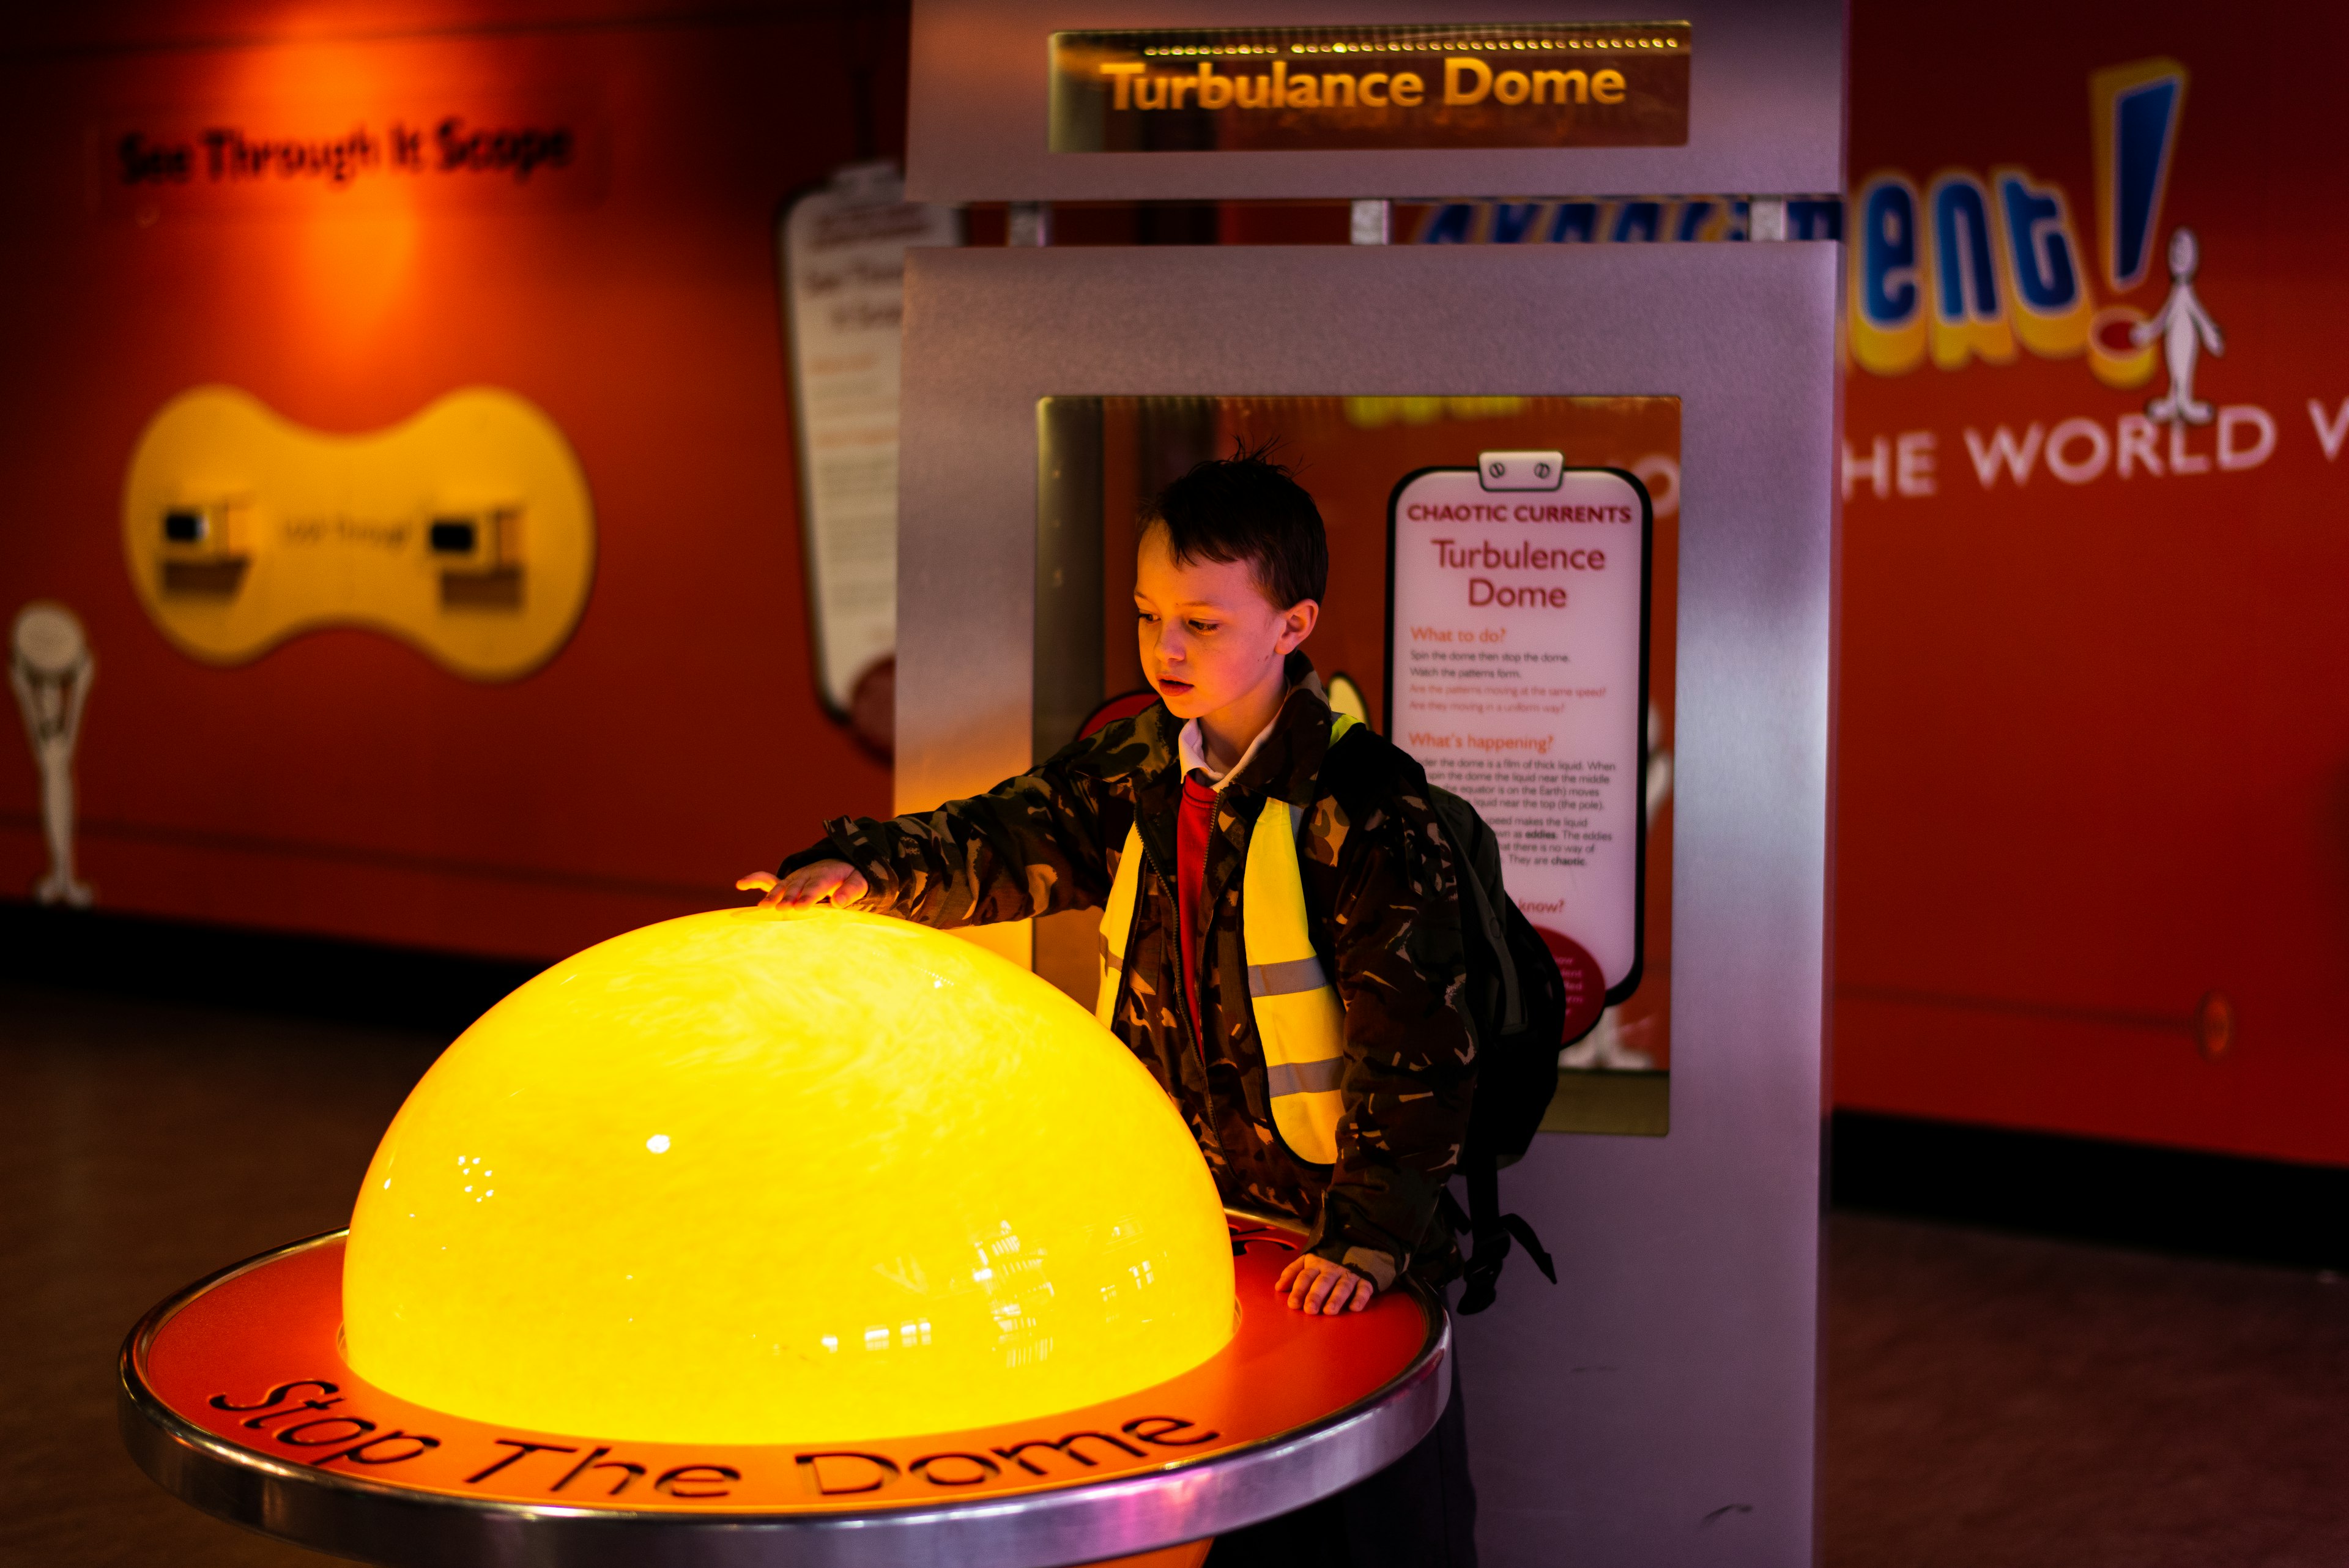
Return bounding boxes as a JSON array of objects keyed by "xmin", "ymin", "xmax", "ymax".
[{"xmin": 343, "ymin": 907, "xmax": 1235, "ymax": 1444}]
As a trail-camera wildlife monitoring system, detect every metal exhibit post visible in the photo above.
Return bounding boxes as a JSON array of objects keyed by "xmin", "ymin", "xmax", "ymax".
[{"xmin": 897, "ymin": 4, "xmax": 1845, "ymax": 1563}]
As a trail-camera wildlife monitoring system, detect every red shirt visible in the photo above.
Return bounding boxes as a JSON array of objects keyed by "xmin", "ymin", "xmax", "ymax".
[{"xmin": 1176, "ymin": 772, "xmax": 1219, "ymax": 1043}]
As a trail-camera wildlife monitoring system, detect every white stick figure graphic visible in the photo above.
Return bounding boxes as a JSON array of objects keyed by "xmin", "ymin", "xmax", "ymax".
[
  {"xmin": 11, "ymin": 602, "xmax": 95, "ymax": 907},
  {"xmin": 2133, "ymin": 227, "xmax": 2224, "ymax": 426}
]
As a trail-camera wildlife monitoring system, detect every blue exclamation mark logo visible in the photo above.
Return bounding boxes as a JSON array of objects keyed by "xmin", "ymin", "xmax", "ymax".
[{"xmin": 2091, "ymin": 58, "xmax": 2188, "ymax": 294}]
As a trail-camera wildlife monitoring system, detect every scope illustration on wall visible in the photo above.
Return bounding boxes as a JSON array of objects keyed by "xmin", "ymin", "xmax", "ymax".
[{"xmin": 122, "ymin": 385, "xmax": 596, "ymax": 682}]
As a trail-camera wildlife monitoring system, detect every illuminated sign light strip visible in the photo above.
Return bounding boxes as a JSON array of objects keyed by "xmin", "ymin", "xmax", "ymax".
[{"xmin": 1139, "ymin": 40, "xmax": 1685, "ymax": 56}]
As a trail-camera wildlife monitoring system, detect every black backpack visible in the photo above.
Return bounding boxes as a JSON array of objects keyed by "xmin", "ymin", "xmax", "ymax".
[{"xmin": 1427, "ymin": 786, "xmax": 1575, "ymax": 1314}]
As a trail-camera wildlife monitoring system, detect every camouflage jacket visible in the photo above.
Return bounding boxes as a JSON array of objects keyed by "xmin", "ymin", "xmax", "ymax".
[{"xmin": 779, "ymin": 667, "xmax": 1475, "ymax": 1289}]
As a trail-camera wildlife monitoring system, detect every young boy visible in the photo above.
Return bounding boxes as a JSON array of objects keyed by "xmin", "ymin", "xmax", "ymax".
[{"xmin": 742, "ymin": 451, "xmax": 1477, "ymax": 1566}]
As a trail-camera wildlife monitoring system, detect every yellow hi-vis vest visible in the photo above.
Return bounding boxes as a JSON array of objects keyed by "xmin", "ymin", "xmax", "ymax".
[{"xmin": 1096, "ymin": 713, "xmax": 1362, "ymax": 1166}]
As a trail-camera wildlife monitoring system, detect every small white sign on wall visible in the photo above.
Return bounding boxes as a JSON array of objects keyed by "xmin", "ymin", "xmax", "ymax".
[
  {"xmin": 779, "ymin": 164, "xmax": 961, "ymax": 738},
  {"xmin": 1387, "ymin": 459, "xmax": 1650, "ymax": 1004}
]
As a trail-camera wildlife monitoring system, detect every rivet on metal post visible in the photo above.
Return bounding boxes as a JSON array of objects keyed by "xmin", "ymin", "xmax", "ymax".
[
  {"xmin": 1350, "ymin": 199, "xmax": 1392, "ymax": 246},
  {"xmin": 1748, "ymin": 197, "xmax": 1788, "ymax": 242},
  {"xmin": 1009, "ymin": 201, "xmax": 1052, "ymax": 247}
]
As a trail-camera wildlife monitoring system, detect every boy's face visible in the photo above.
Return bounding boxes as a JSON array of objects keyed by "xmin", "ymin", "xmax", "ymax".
[{"xmin": 1133, "ymin": 526, "xmax": 1318, "ymax": 724}]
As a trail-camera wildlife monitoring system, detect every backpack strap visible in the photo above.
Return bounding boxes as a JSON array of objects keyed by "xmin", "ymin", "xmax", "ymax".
[{"xmin": 1457, "ymin": 1159, "xmax": 1558, "ymax": 1315}]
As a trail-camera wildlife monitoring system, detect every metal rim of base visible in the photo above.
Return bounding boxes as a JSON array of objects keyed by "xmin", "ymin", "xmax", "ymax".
[{"xmin": 121, "ymin": 1230, "xmax": 1451, "ymax": 1568}]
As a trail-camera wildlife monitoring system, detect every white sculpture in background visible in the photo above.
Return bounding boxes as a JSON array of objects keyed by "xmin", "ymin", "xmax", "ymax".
[
  {"xmin": 10, "ymin": 602, "xmax": 94, "ymax": 906},
  {"xmin": 2134, "ymin": 227, "xmax": 2224, "ymax": 426},
  {"xmin": 1560, "ymin": 702, "xmax": 1672, "ymax": 1072}
]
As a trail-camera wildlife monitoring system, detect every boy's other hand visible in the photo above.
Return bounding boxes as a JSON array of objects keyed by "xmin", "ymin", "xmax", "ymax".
[
  {"xmin": 1274, "ymin": 1253, "xmax": 1374, "ymax": 1315},
  {"xmin": 735, "ymin": 861, "xmax": 870, "ymax": 910}
]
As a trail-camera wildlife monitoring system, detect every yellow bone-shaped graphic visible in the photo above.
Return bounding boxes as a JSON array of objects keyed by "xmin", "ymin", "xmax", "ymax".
[{"xmin": 122, "ymin": 386, "xmax": 594, "ymax": 682}]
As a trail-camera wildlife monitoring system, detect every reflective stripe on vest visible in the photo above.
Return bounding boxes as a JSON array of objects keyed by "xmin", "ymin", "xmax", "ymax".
[
  {"xmin": 1094, "ymin": 817, "xmax": 1145, "ymax": 1030},
  {"xmin": 1094, "ymin": 713, "xmax": 1361, "ymax": 1165}
]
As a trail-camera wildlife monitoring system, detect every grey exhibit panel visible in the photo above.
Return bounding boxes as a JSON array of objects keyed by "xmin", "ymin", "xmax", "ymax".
[
  {"xmin": 907, "ymin": 0, "xmax": 1842, "ymax": 203},
  {"xmin": 895, "ymin": 243, "xmax": 1836, "ymax": 1567}
]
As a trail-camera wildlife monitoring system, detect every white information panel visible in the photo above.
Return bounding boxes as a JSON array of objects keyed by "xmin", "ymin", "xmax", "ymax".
[
  {"xmin": 779, "ymin": 163, "xmax": 961, "ymax": 720},
  {"xmin": 1387, "ymin": 460, "xmax": 1650, "ymax": 1002}
]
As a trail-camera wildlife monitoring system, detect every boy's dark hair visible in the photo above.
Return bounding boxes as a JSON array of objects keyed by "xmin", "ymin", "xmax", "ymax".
[{"xmin": 1141, "ymin": 443, "xmax": 1329, "ymax": 609}]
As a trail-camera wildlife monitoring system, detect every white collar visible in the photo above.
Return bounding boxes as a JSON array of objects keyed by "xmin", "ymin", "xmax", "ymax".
[
  {"xmin": 1178, "ymin": 713, "xmax": 1271, "ymax": 790},
  {"xmin": 1175, "ymin": 667, "xmax": 1324, "ymax": 789}
]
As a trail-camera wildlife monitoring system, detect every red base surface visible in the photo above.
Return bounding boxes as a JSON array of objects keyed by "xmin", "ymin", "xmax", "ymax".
[{"xmin": 133, "ymin": 1213, "xmax": 1431, "ymax": 1513}]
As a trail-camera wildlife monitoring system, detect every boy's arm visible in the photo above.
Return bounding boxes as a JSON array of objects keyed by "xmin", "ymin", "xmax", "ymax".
[
  {"xmin": 776, "ymin": 759, "xmax": 1116, "ymax": 929},
  {"xmin": 1308, "ymin": 785, "xmax": 1476, "ymax": 1291}
]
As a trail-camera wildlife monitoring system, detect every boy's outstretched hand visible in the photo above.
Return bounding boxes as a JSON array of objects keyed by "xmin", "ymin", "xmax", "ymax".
[
  {"xmin": 1275, "ymin": 1253, "xmax": 1375, "ymax": 1315},
  {"xmin": 736, "ymin": 860, "xmax": 870, "ymax": 909}
]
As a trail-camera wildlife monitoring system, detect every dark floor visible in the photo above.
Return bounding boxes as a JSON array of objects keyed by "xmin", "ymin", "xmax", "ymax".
[
  {"xmin": 2, "ymin": 983, "xmax": 437, "ymax": 1568},
  {"xmin": 1827, "ymin": 1216, "xmax": 2349, "ymax": 1566},
  {"xmin": 4, "ymin": 979, "xmax": 2347, "ymax": 1566}
]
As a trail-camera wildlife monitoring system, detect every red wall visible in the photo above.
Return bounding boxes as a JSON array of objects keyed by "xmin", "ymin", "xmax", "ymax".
[
  {"xmin": 1833, "ymin": 3, "xmax": 2349, "ymax": 1165},
  {"xmin": 10, "ymin": 2, "xmax": 2345, "ymax": 1171},
  {"xmin": 0, "ymin": 2, "xmax": 902, "ymax": 959}
]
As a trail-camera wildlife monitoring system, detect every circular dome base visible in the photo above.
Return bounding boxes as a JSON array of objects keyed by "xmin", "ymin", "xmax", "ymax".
[{"xmin": 121, "ymin": 1211, "xmax": 1447, "ymax": 1568}]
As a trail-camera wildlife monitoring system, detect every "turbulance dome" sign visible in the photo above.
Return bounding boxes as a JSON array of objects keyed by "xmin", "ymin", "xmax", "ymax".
[{"xmin": 1050, "ymin": 22, "xmax": 1690, "ymax": 152}]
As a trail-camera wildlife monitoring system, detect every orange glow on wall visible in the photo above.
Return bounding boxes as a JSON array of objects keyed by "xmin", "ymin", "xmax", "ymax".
[{"xmin": 0, "ymin": 8, "xmax": 907, "ymax": 959}]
